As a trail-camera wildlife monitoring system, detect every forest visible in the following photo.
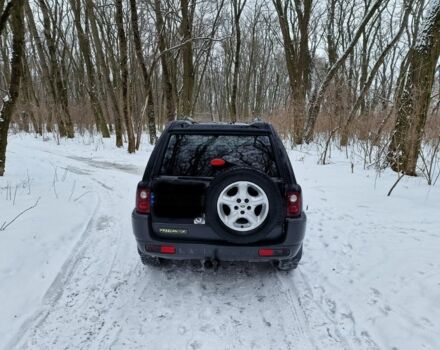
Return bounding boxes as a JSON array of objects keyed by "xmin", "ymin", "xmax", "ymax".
[
  {"xmin": 1, "ymin": 0, "xmax": 440, "ymax": 180},
  {"xmin": 1, "ymin": 2, "xmax": 440, "ymax": 348}
]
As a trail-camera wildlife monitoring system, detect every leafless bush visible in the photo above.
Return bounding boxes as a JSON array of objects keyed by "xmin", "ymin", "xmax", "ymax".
[{"xmin": 419, "ymin": 137, "xmax": 440, "ymax": 186}]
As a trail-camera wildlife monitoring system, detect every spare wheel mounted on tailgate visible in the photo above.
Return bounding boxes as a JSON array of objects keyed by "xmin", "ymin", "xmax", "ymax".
[{"xmin": 206, "ymin": 166, "xmax": 283, "ymax": 244}]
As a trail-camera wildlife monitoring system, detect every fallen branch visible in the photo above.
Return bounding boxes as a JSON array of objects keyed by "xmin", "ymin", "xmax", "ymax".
[
  {"xmin": 73, "ymin": 191, "xmax": 91, "ymax": 202},
  {"xmin": 0, "ymin": 197, "xmax": 41, "ymax": 231},
  {"xmin": 387, "ymin": 173, "xmax": 404, "ymax": 197}
]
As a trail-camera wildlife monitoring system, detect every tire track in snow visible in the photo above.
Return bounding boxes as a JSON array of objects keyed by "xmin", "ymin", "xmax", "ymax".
[
  {"xmin": 275, "ymin": 269, "xmax": 354, "ymax": 350},
  {"xmin": 273, "ymin": 270, "xmax": 319, "ymax": 349},
  {"xmin": 5, "ymin": 147, "xmax": 134, "ymax": 349},
  {"xmin": 6, "ymin": 194, "xmax": 100, "ymax": 350},
  {"xmin": 90, "ymin": 262, "xmax": 317, "ymax": 350},
  {"xmin": 10, "ymin": 145, "xmax": 327, "ymax": 350}
]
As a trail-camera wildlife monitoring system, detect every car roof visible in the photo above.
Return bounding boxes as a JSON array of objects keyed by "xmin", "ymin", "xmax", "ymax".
[{"xmin": 167, "ymin": 120, "xmax": 273, "ymax": 133}]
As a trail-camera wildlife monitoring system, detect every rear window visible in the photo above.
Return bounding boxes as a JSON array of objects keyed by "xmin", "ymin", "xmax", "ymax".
[{"xmin": 159, "ymin": 134, "xmax": 279, "ymax": 177}]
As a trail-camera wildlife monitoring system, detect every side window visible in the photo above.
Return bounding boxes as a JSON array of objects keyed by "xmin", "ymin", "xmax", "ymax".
[{"xmin": 160, "ymin": 134, "xmax": 279, "ymax": 177}]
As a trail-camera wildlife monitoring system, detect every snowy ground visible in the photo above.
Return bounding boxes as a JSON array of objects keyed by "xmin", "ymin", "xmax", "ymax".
[{"xmin": 0, "ymin": 132, "xmax": 439, "ymax": 350}]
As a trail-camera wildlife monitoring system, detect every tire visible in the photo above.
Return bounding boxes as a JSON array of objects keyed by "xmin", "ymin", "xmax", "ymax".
[
  {"xmin": 137, "ymin": 248, "xmax": 162, "ymax": 266},
  {"xmin": 273, "ymin": 245, "xmax": 303, "ymax": 271},
  {"xmin": 206, "ymin": 167, "xmax": 283, "ymax": 244}
]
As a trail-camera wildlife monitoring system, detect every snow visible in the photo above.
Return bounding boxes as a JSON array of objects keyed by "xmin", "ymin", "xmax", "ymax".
[{"xmin": 1, "ymin": 133, "xmax": 439, "ymax": 350}]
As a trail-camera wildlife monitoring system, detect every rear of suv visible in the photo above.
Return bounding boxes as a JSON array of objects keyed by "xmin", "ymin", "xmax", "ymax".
[{"xmin": 131, "ymin": 120, "xmax": 306, "ymax": 271}]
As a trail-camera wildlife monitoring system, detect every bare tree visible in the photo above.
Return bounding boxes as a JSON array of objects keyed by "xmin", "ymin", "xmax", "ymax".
[
  {"xmin": 69, "ymin": 0, "xmax": 110, "ymax": 137},
  {"xmin": 153, "ymin": 0, "xmax": 176, "ymax": 122},
  {"xmin": 0, "ymin": 0, "xmax": 13, "ymax": 36},
  {"xmin": 2, "ymin": 0, "xmax": 437, "ymax": 180},
  {"xmin": 0, "ymin": 0, "xmax": 24, "ymax": 176},
  {"xmin": 273, "ymin": 0, "xmax": 312, "ymax": 144},
  {"xmin": 84, "ymin": 0, "xmax": 125, "ymax": 146},
  {"xmin": 229, "ymin": 0, "xmax": 247, "ymax": 122},
  {"xmin": 388, "ymin": 2, "xmax": 440, "ymax": 175},
  {"xmin": 340, "ymin": 0, "xmax": 413, "ymax": 146},
  {"xmin": 38, "ymin": 0, "xmax": 75, "ymax": 138},
  {"xmin": 180, "ymin": 0, "xmax": 196, "ymax": 117},
  {"xmin": 304, "ymin": 0, "xmax": 387, "ymax": 143},
  {"xmin": 129, "ymin": 0, "xmax": 157, "ymax": 145},
  {"xmin": 115, "ymin": 0, "xmax": 135, "ymax": 153}
]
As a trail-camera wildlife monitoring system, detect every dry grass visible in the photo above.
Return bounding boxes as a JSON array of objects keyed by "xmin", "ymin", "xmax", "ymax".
[{"xmin": 10, "ymin": 99, "xmax": 440, "ymax": 145}]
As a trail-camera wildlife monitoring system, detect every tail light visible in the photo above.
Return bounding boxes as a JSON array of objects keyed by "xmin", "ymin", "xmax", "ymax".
[
  {"xmin": 286, "ymin": 191, "xmax": 301, "ymax": 217},
  {"xmin": 136, "ymin": 185, "xmax": 151, "ymax": 214}
]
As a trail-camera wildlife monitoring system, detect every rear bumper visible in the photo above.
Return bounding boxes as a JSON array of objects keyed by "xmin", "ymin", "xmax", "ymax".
[{"xmin": 131, "ymin": 210, "xmax": 306, "ymax": 262}]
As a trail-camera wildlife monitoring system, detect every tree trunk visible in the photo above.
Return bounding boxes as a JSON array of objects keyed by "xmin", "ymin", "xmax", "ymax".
[
  {"xmin": 230, "ymin": 0, "xmax": 247, "ymax": 123},
  {"xmin": 22, "ymin": 53, "xmax": 42, "ymax": 135},
  {"xmin": 388, "ymin": 2, "xmax": 440, "ymax": 175},
  {"xmin": 0, "ymin": 1, "xmax": 13, "ymax": 36},
  {"xmin": 115, "ymin": 0, "xmax": 135, "ymax": 153},
  {"xmin": 153, "ymin": 0, "xmax": 176, "ymax": 122},
  {"xmin": 180, "ymin": 0, "xmax": 195, "ymax": 117},
  {"xmin": 0, "ymin": 0, "xmax": 24, "ymax": 176},
  {"xmin": 273, "ymin": 0, "xmax": 312, "ymax": 144},
  {"xmin": 129, "ymin": 0, "xmax": 157, "ymax": 145}
]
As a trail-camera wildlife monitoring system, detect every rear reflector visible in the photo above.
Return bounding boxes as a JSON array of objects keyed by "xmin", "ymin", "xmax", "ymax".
[
  {"xmin": 258, "ymin": 248, "xmax": 290, "ymax": 257},
  {"xmin": 210, "ymin": 158, "xmax": 226, "ymax": 167},
  {"xmin": 146, "ymin": 244, "xmax": 176, "ymax": 255},
  {"xmin": 160, "ymin": 246, "xmax": 176, "ymax": 254},
  {"xmin": 258, "ymin": 248, "xmax": 274, "ymax": 257}
]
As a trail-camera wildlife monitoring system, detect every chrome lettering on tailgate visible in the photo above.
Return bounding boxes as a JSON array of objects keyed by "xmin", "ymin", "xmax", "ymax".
[{"xmin": 159, "ymin": 228, "xmax": 188, "ymax": 235}]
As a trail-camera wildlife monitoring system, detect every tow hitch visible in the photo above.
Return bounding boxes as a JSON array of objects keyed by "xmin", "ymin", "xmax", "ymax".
[{"xmin": 203, "ymin": 258, "xmax": 219, "ymax": 270}]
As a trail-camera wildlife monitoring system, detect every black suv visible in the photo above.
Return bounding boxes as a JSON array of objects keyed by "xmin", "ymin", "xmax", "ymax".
[{"xmin": 131, "ymin": 120, "xmax": 306, "ymax": 271}]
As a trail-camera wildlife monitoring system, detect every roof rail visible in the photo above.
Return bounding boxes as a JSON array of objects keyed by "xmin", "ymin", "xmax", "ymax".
[{"xmin": 176, "ymin": 115, "xmax": 196, "ymax": 123}]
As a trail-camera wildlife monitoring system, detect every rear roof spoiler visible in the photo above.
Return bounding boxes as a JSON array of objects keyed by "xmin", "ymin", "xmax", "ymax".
[{"xmin": 168, "ymin": 120, "xmax": 272, "ymax": 133}]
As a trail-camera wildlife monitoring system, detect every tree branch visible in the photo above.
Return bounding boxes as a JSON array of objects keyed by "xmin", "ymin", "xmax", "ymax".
[{"xmin": 0, "ymin": 197, "xmax": 41, "ymax": 231}]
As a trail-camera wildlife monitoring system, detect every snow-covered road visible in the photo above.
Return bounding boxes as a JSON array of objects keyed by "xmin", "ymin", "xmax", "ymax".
[{"xmin": 1, "ymin": 134, "xmax": 439, "ymax": 350}]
